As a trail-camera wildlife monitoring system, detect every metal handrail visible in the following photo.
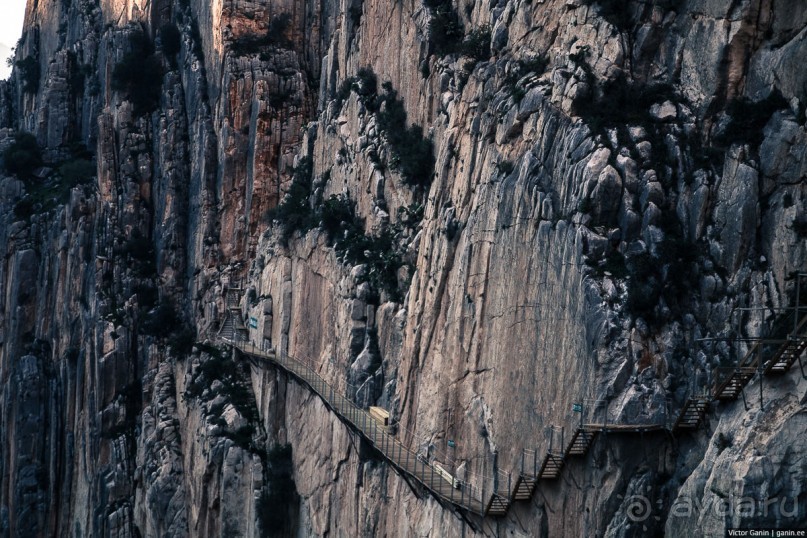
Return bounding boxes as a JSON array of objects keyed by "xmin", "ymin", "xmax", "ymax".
[{"xmin": 221, "ymin": 337, "xmax": 503, "ymax": 516}]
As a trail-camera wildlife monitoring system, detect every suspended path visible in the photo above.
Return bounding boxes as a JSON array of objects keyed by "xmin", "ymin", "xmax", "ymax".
[{"xmin": 214, "ymin": 277, "xmax": 807, "ymax": 518}]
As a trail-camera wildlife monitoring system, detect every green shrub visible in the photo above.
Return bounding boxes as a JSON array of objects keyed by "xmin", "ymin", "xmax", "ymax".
[
  {"xmin": 792, "ymin": 216, "xmax": 807, "ymax": 238},
  {"xmin": 266, "ymin": 157, "xmax": 316, "ymax": 242},
  {"xmin": 16, "ymin": 56, "xmax": 40, "ymax": 94},
  {"xmin": 184, "ymin": 350, "xmax": 262, "ymax": 449},
  {"xmin": 168, "ymin": 325, "xmax": 195, "ymax": 355},
  {"xmin": 122, "ymin": 230, "xmax": 154, "ymax": 262},
  {"xmin": 518, "ymin": 55, "xmax": 548, "ymax": 76},
  {"xmin": 582, "ymin": 0, "xmax": 633, "ymax": 29},
  {"xmin": 568, "ymin": 45, "xmax": 591, "ymax": 68},
  {"xmin": 66, "ymin": 52, "xmax": 90, "ymax": 96},
  {"xmin": 503, "ymin": 55, "xmax": 548, "ymax": 101},
  {"xmin": 160, "ymin": 23, "xmax": 182, "ymax": 60},
  {"xmin": 122, "ymin": 230, "xmax": 157, "ymax": 276},
  {"xmin": 376, "ymin": 83, "xmax": 434, "ymax": 188},
  {"xmin": 602, "ymin": 251, "xmax": 628, "ymax": 278},
  {"xmin": 425, "ymin": 0, "xmax": 464, "ymax": 55},
  {"xmin": 495, "ymin": 160, "xmax": 515, "ymax": 175},
  {"xmin": 334, "ymin": 66, "xmax": 378, "ymax": 109},
  {"xmin": 459, "ymin": 25, "xmax": 491, "ymax": 61},
  {"xmin": 349, "ymin": 4, "xmax": 363, "ymax": 27},
  {"xmin": 334, "ymin": 73, "xmax": 433, "ymax": 187},
  {"xmin": 268, "ymin": 13, "xmax": 292, "ymax": 46},
  {"xmin": 397, "ymin": 202, "xmax": 424, "ymax": 225},
  {"xmin": 112, "ymin": 30, "xmax": 164, "ymax": 114},
  {"xmin": 714, "ymin": 90, "xmax": 789, "ymax": 149},
  {"xmin": 141, "ymin": 302, "xmax": 179, "ymax": 338},
  {"xmin": 134, "ymin": 283, "xmax": 158, "ymax": 310},
  {"xmin": 576, "ymin": 72, "xmax": 676, "ymax": 129},
  {"xmin": 13, "ymin": 198, "xmax": 35, "ymax": 220},
  {"xmin": 336, "ymin": 225, "xmax": 404, "ymax": 301},
  {"xmin": 320, "ymin": 194, "xmax": 357, "ymax": 243},
  {"xmin": 58, "ymin": 158, "xmax": 96, "ymax": 187},
  {"xmin": 3, "ymin": 132, "xmax": 42, "ymax": 178}
]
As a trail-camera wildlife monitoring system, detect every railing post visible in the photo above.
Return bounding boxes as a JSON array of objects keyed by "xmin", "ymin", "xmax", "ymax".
[
  {"xmin": 580, "ymin": 401, "xmax": 584, "ymax": 431},
  {"xmin": 533, "ymin": 449, "xmax": 537, "ymax": 476},
  {"xmin": 795, "ymin": 274, "xmax": 801, "ymax": 337},
  {"xmin": 483, "ymin": 456, "xmax": 488, "ymax": 514},
  {"xmin": 461, "ymin": 474, "xmax": 465, "ymax": 507}
]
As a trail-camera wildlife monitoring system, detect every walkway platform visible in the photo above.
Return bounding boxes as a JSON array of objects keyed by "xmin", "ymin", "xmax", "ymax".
[{"xmin": 222, "ymin": 338, "xmax": 508, "ymax": 517}]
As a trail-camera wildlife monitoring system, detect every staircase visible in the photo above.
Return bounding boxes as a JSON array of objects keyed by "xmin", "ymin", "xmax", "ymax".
[
  {"xmin": 223, "ymin": 338, "xmax": 508, "ymax": 517},
  {"xmin": 762, "ymin": 313, "xmax": 807, "ymax": 375},
  {"xmin": 713, "ymin": 367, "xmax": 757, "ymax": 401},
  {"xmin": 712, "ymin": 309, "xmax": 807, "ymax": 401},
  {"xmin": 212, "ymin": 281, "xmax": 807, "ymax": 520},
  {"xmin": 564, "ymin": 428, "xmax": 597, "ymax": 458},
  {"xmin": 218, "ymin": 284, "xmax": 249, "ymax": 342},
  {"xmin": 671, "ymin": 397, "xmax": 710, "ymax": 433},
  {"xmin": 537, "ymin": 453, "xmax": 564, "ymax": 480},
  {"xmin": 512, "ymin": 474, "xmax": 538, "ymax": 501}
]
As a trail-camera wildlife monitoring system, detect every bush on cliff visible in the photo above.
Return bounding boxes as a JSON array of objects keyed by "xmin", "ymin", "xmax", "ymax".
[
  {"xmin": 112, "ymin": 29, "xmax": 164, "ymax": 114},
  {"xmin": 265, "ymin": 157, "xmax": 315, "ymax": 242},
  {"xmin": 376, "ymin": 82, "xmax": 434, "ymax": 188},
  {"xmin": 160, "ymin": 23, "xmax": 182, "ymax": 64},
  {"xmin": 16, "ymin": 55, "xmax": 40, "ymax": 94},
  {"xmin": 3, "ymin": 132, "xmax": 43, "ymax": 178}
]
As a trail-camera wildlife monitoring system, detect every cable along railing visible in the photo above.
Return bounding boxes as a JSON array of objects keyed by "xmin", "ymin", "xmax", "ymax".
[
  {"xmin": 215, "ymin": 275, "xmax": 807, "ymax": 519},
  {"xmin": 220, "ymin": 337, "xmax": 507, "ymax": 517}
]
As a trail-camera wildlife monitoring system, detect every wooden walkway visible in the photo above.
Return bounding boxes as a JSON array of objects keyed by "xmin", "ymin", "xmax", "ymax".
[
  {"xmin": 221, "ymin": 339, "xmax": 507, "ymax": 517},
  {"xmin": 214, "ymin": 279, "xmax": 807, "ymax": 519},
  {"xmin": 712, "ymin": 312, "xmax": 807, "ymax": 401}
]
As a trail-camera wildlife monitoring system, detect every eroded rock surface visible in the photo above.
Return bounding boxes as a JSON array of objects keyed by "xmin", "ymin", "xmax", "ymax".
[{"xmin": 0, "ymin": 0, "xmax": 805, "ymax": 536}]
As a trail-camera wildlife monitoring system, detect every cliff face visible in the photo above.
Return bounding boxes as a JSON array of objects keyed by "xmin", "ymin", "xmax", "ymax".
[{"xmin": 0, "ymin": 0, "xmax": 805, "ymax": 536}]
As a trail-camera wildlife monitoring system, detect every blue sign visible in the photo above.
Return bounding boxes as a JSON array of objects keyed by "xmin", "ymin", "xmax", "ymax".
[
  {"xmin": 447, "ymin": 440, "xmax": 456, "ymax": 448},
  {"xmin": 249, "ymin": 317, "xmax": 258, "ymax": 329},
  {"xmin": 572, "ymin": 403, "xmax": 582, "ymax": 413}
]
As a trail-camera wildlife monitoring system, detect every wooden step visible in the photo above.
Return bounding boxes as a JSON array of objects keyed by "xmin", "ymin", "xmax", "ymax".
[
  {"xmin": 672, "ymin": 397, "xmax": 709, "ymax": 433},
  {"xmin": 763, "ymin": 338, "xmax": 807, "ymax": 375},
  {"xmin": 564, "ymin": 428, "xmax": 596, "ymax": 458},
  {"xmin": 512, "ymin": 475, "xmax": 537, "ymax": 501},
  {"xmin": 537, "ymin": 454, "xmax": 564, "ymax": 480},
  {"xmin": 486, "ymin": 496, "xmax": 509, "ymax": 516},
  {"xmin": 713, "ymin": 367, "xmax": 756, "ymax": 401}
]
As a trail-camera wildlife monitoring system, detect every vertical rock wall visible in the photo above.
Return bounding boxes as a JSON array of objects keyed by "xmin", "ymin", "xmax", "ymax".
[{"xmin": 0, "ymin": 0, "xmax": 804, "ymax": 536}]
